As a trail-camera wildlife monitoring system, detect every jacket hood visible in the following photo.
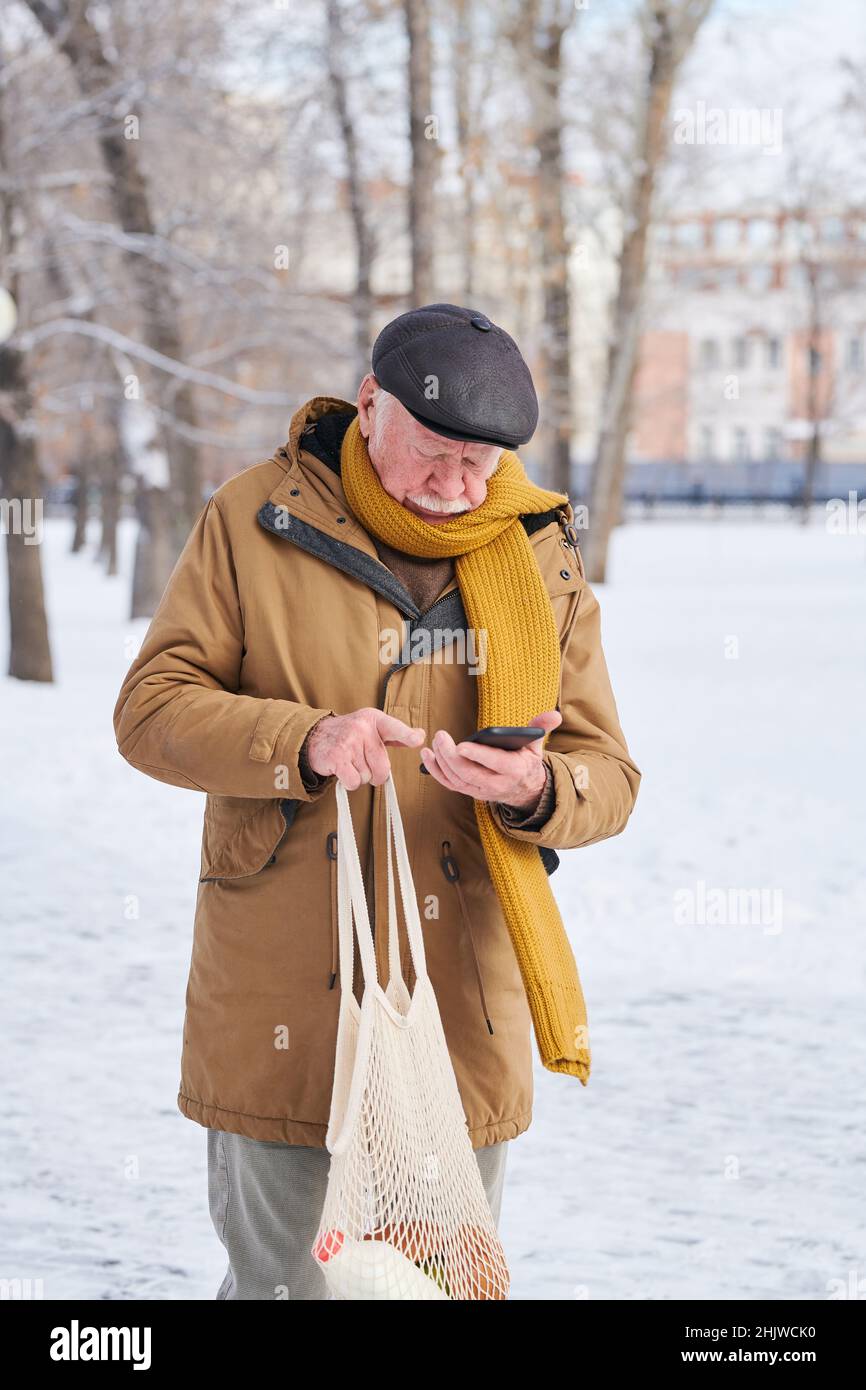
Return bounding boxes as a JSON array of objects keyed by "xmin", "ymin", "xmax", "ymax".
[{"xmin": 281, "ymin": 395, "xmax": 358, "ymax": 470}]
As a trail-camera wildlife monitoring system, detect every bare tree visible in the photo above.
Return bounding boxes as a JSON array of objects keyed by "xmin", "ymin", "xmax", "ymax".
[
  {"xmin": 451, "ymin": 0, "xmax": 497, "ymax": 303},
  {"xmin": 779, "ymin": 97, "xmax": 866, "ymax": 524},
  {"xmin": 799, "ymin": 249, "xmax": 827, "ymax": 522},
  {"xmin": 506, "ymin": 0, "xmax": 579, "ymax": 496},
  {"xmin": 326, "ymin": 0, "xmax": 375, "ymax": 384},
  {"xmin": 0, "ymin": 42, "xmax": 53, "ymax": 681},
  {"xmin": 404, "ymin": 0, "xmax": 438, "ymax": 305},
  {"xmin": 24, "ymin": 0, "xmax": 202, "ymax": 609},
  {"xmin": 38, "ymin": 221, "xmax": 104, "ymax": 555},
  {"xmin": 584, "ymin": 0, "xmax": 714, "ymax": 583}
]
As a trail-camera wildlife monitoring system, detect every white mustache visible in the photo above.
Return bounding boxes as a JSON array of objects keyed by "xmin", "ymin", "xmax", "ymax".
[{"xmin": 406, "ymin": 492, "xmax": 471, "ymax": 515}]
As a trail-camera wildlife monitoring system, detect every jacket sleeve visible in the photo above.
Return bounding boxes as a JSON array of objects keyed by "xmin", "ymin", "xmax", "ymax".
[
  {"xmin": 487, "ymin": 574, "xmax": 641, "ymax": 851},
  {"xmin": 494, "ymin": 761, "xmax": 556, "ymax": 829},
  {"xmin": 112, "ymin": 494, "xmax": 337, "ymax": 800}
]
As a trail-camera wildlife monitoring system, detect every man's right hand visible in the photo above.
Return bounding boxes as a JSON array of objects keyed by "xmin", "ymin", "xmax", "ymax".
[{"xmin": 304, "ymin": 708, "xmax": 426, "ymax": 790}]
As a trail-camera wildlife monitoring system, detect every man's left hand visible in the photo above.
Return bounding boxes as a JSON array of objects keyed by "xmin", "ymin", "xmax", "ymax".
[{"xmin": 419, "ymin": 710, "xmax": 561, "ymax": 811}]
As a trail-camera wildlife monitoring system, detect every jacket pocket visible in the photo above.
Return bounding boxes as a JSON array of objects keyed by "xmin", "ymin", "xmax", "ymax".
[{"xmin": 199, "ymin": 796, "xmax": 299, "ymax": 882}]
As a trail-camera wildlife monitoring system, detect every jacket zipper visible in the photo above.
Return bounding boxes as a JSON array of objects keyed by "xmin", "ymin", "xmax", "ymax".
[
  {"xmin": 439, "ymin": 839, "xmax": 494, "ymax": 1035},
  {"xmin": 364, "ymin": 589, "xmax": 455, "ymax": 968}
]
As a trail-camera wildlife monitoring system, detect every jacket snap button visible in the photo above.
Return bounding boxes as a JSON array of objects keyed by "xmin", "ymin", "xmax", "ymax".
[
  {"xmin": 559, "ymin": 568, "xmax": 571, "ymax": 579},
  {"xmin": 336, "ymin": 516, "xmax": 346, "ymax": 523},
  {"xmin": 290, "ymin": 488, "xmax": 300, "ymax": 496}
]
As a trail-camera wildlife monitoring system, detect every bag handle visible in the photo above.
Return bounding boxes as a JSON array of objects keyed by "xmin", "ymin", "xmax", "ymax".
[
  {"xmin": 334, "ymin": 774, "xmax": 429, "ymax": 1000},
  {"xmin": 334, "ymin": 779, "xmax": 378, "ymax": 997},
  {"xmin": 383, "ymin": 772, "xmax": 428, "ymax": 984}
]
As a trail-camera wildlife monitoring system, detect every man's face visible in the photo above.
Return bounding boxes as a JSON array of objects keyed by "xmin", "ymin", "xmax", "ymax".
[{"xmin": 356, "ymin": 376, "xmax": 502, "ymax": 523}]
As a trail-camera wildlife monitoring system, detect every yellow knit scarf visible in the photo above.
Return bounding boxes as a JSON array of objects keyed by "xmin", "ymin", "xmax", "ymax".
[{"xmin": 340, "ymin": 414, "xmax": 590, "ymax": 1083}]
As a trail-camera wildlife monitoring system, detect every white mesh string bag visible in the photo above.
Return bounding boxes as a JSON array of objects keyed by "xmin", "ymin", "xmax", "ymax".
[{"xmin": 310, "ymin": 772, "xmax": 510, "ymax": 1300}]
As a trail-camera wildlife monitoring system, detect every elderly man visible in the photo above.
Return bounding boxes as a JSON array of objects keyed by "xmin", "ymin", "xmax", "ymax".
[{"xmin": 113, "ymin": 302, "xmax": 641, "ymax": 1300}]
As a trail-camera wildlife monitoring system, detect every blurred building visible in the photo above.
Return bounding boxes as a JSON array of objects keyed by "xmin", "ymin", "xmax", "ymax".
[{"xmin": 632, "ymin": 205, "xmax": 866, "ymax": 467}]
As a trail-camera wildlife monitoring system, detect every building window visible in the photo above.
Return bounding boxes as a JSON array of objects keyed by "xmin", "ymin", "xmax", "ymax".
[
  {"xmin": 764, "ymin": 428, "xmax": 783, "ymax": 460},
  {"xmin": 747, "ymin": 264, "xmax": 773, "ymax": 292},
  {"xmin": 766, "ymin": 336, "xmax": 782, "ymax": 368},
  {"xmin": 817, "ymin": 265, "xmax": 841, "ymax": 292},
  {"xmin": 847, "ymin": 336, "xmax": 864, "ymax": 371},
  {"xmin": 714, "ymin": 217, "xmax": 741, "ymax": 250},
  {"xmin": 733, "ymin": 428, "xmax": 750, "ymax": 461},
  {"xmin": 700, "ymin": 426, "xmax": 715, "ymax": 461},
  {"xmin": 786, "ymin": 263, "xmax": 808, "ymax": 291},
  {"xmin": 732, "ymin": 336, "xmax": 750, "ymax": 369},
  {"xmin": 746, "ymin": 218, "xmax": 776, "ymax": 248},
  {"xmin": 820, "ymin": 216, "xmax": 845, "ymax": 243},
  {"xmin": 676, "ymin": 266, "xmax": 703, "ymax": 290},
  {"xmin": 700, "ymin": 338, "xmax": 719, "ymax": 369},
  {"xmin": 794, "ymin": 220, "xmax": 816, "ymax": 245},
  {"xmin": 716, "ymin": 266, "xmax": 741, "ymax": 290},
  {"xmin": 808, "ymin": 345, "xmax": 822, "ymax": 376},
  {"xmin": 675, "ymin": 220, "xmax": 705, "ymax": 248}
]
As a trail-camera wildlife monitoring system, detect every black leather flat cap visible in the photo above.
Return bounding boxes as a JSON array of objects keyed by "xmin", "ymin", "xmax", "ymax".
[{"xmin": 371, "ymin": 302, "xmax": 539, "ymax": 448}]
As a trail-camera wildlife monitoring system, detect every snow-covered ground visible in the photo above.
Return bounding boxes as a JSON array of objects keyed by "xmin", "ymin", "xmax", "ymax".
[{"xmin": 1, "ymin": 514, "xmax": 863, "ymax": 1301}]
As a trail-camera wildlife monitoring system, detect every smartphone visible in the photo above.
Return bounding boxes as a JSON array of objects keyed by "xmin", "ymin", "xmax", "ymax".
[
  {"xmin": 420, "ymin": 725, "xmax": 543, "ymax": 772},
  {"xmin": 466, "ymin": 726, "xmax": 545, "ymax": 751}
]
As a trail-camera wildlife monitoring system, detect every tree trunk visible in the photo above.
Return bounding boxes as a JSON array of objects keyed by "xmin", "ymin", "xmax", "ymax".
[
  {"xmin": 98, "ymin": 452, "xmax": 120, "ymax": 577},
  {"xmin": 801, "ymin": 419, "xmax": 822, "ymax": 523},
  {"xmin": 0, "ymin": 389, "xmax": 54, "ymax": 683},
  {"xmin": 532, "ymin": 26, "xmax": 572, "ymax": 496},
  {"xmin": 71, "ymin": 458, "xmax": 90, "ymax": 553},
  {"xmin": 0, "ymin": 47, "xmax": 53, "ymax": 682},
  {"xmin": 800, "ymin": 259, "xmax": 823, "ymax": 525},
  {"xmin": 404, "ymin": 0, "xmax": 437, "ymax": 306},
  {"xmin": 130, "ymin": 481, "xmax": 177, "ymax": 619},
  {"xmin": 453, "ymin": 0, "xmax": 478, "ymax": 302},
  {"xmin": 326, "ymin": 0, "xmax": 375, "ymax": 386},
  {"xmin": 584, "ymin": 0, "xmax": 714, "ymax": 582},
  {"xmin": 508, "ymin": 1, "xmax": 578, "ymax": 494}
]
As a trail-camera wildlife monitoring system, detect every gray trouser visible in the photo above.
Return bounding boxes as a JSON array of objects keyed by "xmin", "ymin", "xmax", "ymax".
[{"xmin": 207, "ymin": 1127, "xmax": 509, "ymax": 1300}]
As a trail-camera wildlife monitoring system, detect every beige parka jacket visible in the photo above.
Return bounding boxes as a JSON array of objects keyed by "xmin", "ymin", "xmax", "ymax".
[{"xmin": 112, "ymin": 397, "xmax": 641, "ymax": 1149}]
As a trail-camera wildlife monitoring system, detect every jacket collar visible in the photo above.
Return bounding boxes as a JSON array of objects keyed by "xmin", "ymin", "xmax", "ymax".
[
  {"xmin": 258, "ymin": 397, "xmax": 435, "ymax": 617},
  {"xmin": 262, "ymin": 396, "xmax": 382, "ymax": 553}
]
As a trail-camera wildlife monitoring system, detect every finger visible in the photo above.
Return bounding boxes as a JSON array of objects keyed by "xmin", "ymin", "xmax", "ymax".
[
  {"xmin": 421, "ymin": 748, "xmax": 474, "ymax": 797},
  {"xmin": 529, "ymin": 709, "xmax": 562, "ymax": 729},
  {"xmin": 434, "ymin": 731, "xmax": 497, "ymax": 785},
  {"xmin": 429, "ymin": 731, "xmax": 465, "ymax": 781},
  {"xmin": 363, "ymin": 733, "xmax": 393, "ymax": 785},
  {"xmin": 336, "ymin": 751, "xmax": 374, "ymax": 789},
  {"xmin": 452, "ymin": 740, "xmax": 517, "ymax": 775},
  {"xmin": 432, "ymin": 735, "xmax": 498, "ymax": 797},
  {"xmin": 373, "ymin": 712, "xmax": 426, "ymax": 747}
]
